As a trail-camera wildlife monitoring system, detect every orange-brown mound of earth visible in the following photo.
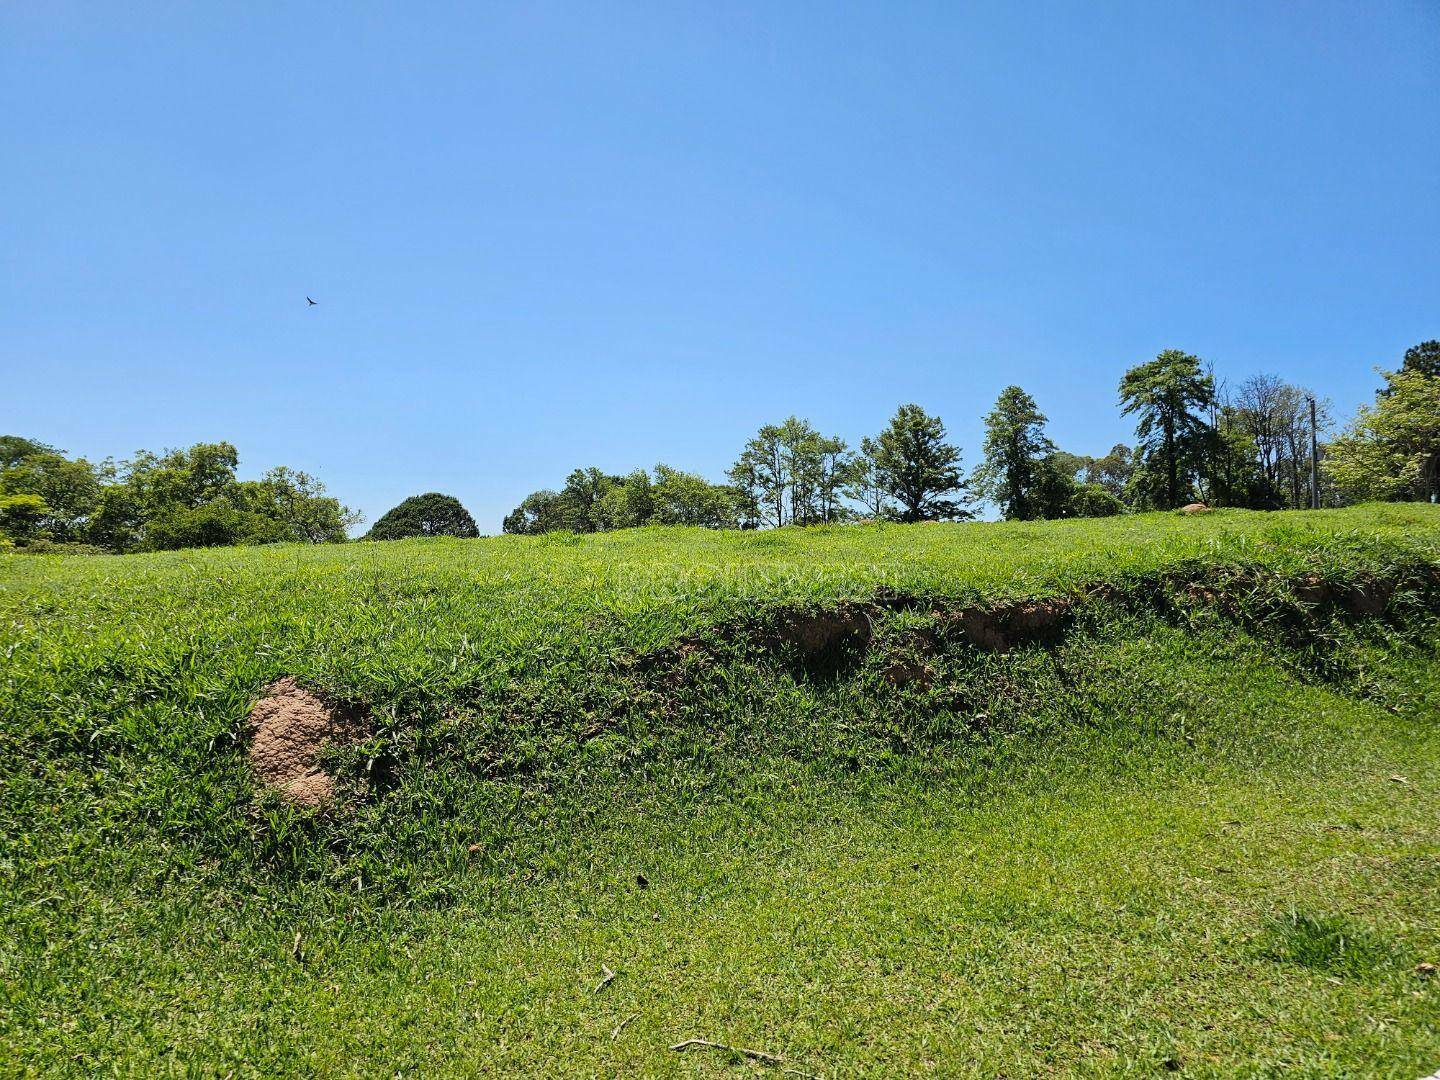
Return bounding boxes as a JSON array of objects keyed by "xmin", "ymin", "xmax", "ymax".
[{"xmin": 247, "ymin": 677, "xmax": 363, "ymax": 808}]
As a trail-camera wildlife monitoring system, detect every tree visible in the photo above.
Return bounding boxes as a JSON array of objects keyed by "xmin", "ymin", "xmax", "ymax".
[
  {"xmin": 1118, "ymin": 350, "xmax": 1215, "ymax": 509},
  {"xmin": 728, "ymin": 417, "xmax": 850, "ymax": 527},
  {"xmin": 241, "ymin": 467, "xmax": 360, "ymax": 543},
  {"xmin": 502, "ymin": 490, "xmax": 565, "ymax": 535},
  {"xmin": 871, "ymin": 404, "xmax": 968, "ymax": 522},
  {"xmin": 1068, "ymin": 483, "xmax": 1125, "ymax": 517},
  {"xmin": 0, "ymin": 443, "xmax": 102, "ymax": 542},
  {"xmin": 729, "ymin": 424, "xmax": 787, "ymax": 527},
  {"xmin": 0, "ymin": 492, "xmax": 50, "ymax": 544},
  {"xmin": 367, "ymin": 493, "xmax": 479, "ymax": 540},
  {"xmin": 972, "ymin": 386, "xmax": 1056, "ymax": 520},
  {"xmin": 143, "ymin": 502, "xmax": 291, "ymax": 550},
  {"xmin": 594, "ymin": 470, "xmax": 655, "ymax": 531},
  {"xmin": 1085, "ymin": 444, "xmax": 1135, "ymax": 499},
  {"xmin": 1401, "ymin": 340, "xmax": 1440, "ymax": 381},
  {"xmin": 1327, "ymin": 366, "xmax": 1440, "ymax": 503},
  {"xmin": 844, "ymin": 437, "xmax": 893, "ymax": 520},
  {"xmin": 505, "ymin": 464, "xmax": 742, "ymax": 534},
  {"xmin": 649, "ymin": 464, "xmax": 741, "ymax": 528},
  {"xmin": 0, "ymin": 436, "xmax": 58, "ymax": 469}
]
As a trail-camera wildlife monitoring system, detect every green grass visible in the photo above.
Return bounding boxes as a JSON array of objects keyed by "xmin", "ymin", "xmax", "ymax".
[{"xmin": 3, "ymin": 505, "xmax": 1440, "ymax": 1075}]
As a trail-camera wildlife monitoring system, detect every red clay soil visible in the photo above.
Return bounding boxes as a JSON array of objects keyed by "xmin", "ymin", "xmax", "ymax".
[{"xmin": 247, "ymin": 677, "xmax": 364, "ymax": 808}]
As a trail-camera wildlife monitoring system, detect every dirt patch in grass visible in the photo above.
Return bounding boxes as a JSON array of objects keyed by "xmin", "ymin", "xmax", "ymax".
[
  {"xmin": 247, "ymin": 678, "xmax": 366, "ymax": 808},
  {"xmin": 776, "ymin": 606, "xmax": 873, "ymax": 655}
]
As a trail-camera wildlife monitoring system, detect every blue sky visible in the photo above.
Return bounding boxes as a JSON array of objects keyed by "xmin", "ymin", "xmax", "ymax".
[{"xmin": 3, "ymin": 2, "xmax": 1436, "ymax": 532}]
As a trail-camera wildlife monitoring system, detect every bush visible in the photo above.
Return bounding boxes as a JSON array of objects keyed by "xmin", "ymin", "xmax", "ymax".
[
  {"xmin": 1069, "ymin": 483, "xmax": 1126, "ymax": 518},
  {"xmin": 143, "ymin": 503, "xmax": 291, "ymax": 551},
  {"xmin": 367, "ymin": 493, "xmax": 479, "ymax": 541}
]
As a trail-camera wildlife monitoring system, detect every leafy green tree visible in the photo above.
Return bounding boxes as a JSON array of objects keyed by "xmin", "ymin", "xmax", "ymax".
[
  {"xmin": 1327, "ymin": 366, "xmax": 1440, "ymax": 503},
  {"xmin": 0, "ymin": 436, "xmax": 58, "ymax": 469},
  {"xmin": 844, "ymin": 437, "xmax": 893, "ymax": 519},
  {"xmin": 594, "ymin": 470, "xmax": 655, "ymax": 531},
  {"xmin": 509, "ymin": 464, "xmax": 742, "ymax": 533},
  {"xmin": 367, "ymin": 493, "xmax": 479, "ymax": 540},
  {"xmin": 502, "ymin": 490, "xmax": 565, "ymax": 535},
  {"xmin": 0, "ymin": 440, "xmax": 102, "ymax": 542},
  {"xmin": 1118, "ymin": 350, "xmax": 1215, "ymax": 509},
  {"xmin": 0, "ymin": 492, "xmax": 50, "ymax": 543},
  {"xmin": 240, "ymin": 467, "xmax": 360, "ymax": 543},
  {"xmin": 729, "ymin": 417, "xmax": 850, "ymax": 526},
  {"xmin": 972, "ymin": 386, "xmax": 1056, "ymax": 520},
  {"xmin": 143, "ymin": 503, "xmax": 291, "ymax": 550},
  {"xmin": 871, "ymin": 404, "xmax": 968, "ymax": 522},
  {"xmin": 558, "ymin": 468, "xmax": 623, "ymax": 532},
  {"xmin": 729, "ymin": 424, "xmax": 787, "ymax": 527},
  {"xmin": 650, "ymin": 464, "xmax": 741, "ymax": 527},
  {"xmin": 1084, "ymin": 444, "xmax": 1135, "ymax": 499}
]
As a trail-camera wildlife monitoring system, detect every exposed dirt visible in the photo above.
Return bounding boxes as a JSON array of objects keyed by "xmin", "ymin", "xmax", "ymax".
[
  {"xmin": 942, "ymin": 597, "xmax": 1074, "ymax": 653},
  {"xmin": 1338, "ymin": 578, "xmax": 1395, "ymax": 617},
  {"xmin": 880, "ymin": 658, "xmax": 933, "ymax": 688},
  {"xmin": 776, "ymin": 607, "xmax": 873, "ymax": 656},
  {"xmin": 247, "ymin": 678, "xmax": 365, "ymax": 808},
  {"xmin": 1181, "ymin": 502, "xmax": 1211, "ymax": 514},
  {"xmin": 627, "ymin": 566, "xmax": 1431, "ymax": 705}
]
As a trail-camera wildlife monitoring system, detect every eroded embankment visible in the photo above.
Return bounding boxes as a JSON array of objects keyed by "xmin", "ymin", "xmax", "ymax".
[
  {"xmin": 248, "ymin": 561, "xmax": 1440, "ymax": 811},
  {"xmin": 632, "ymin": 561, "xmax": 1440, "ymax": 685}
]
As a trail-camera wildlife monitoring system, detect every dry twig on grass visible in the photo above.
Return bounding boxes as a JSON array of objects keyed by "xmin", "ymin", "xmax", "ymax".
[
  {"xmin": 593, "ymin": 964, "xmax": 616, "ymax": 993},
  {"xmin": 669, "ymin": 1038, "xmax": 819, "ymax": 1076},
  {"xmin": 611, "ymin": 1013, "xmax": 636, "ymax": 1039}
]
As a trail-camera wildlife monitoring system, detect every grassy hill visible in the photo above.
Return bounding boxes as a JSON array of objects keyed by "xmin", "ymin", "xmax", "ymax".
[{"xmin": 4, "ymin": 505, "xmax": 1440, "ymax": 1075}]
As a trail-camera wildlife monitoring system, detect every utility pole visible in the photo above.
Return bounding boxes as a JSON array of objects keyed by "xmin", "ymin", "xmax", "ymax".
[{"xmin": 1309, "ymin": 395, "xmax": 1320, "ymax": 509}]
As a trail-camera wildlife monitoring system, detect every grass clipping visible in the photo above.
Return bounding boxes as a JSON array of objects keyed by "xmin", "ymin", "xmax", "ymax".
[{"xmin": 247, "ymin": 678, "xmax": 364, "ymax": 808}]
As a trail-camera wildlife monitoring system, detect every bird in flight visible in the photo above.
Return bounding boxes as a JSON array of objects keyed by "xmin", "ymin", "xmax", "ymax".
[{"xmin": 307, "ymin": 296, "xmax": 317, "ymax": 306}]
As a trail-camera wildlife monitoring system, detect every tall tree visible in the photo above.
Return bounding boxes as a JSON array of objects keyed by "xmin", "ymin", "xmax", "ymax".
[
  {"xmin": 729, "ymin": 417, "xmax": 848, "ymax": 526},
  {"xmin": 871, "ymin": 404, "xmax": 968, "ymax": 522},
  {"xmin": 649, "ymin": 464, "xmax": 742, "ymax": 528},
  {"xmin": 1401, "ymin": 339, "xmax": 1440, "ymax": 380},
  {"xmin": 729, "ymin": 423, "xmax": 788, "ymax": 527},
  {"xmin": 972, "ymin": 386, "xmax": 1056, "ymax": 520},
  {"xmin": 1327, "ymin": 366, "xmax": 1440, "ymax": 503},
  {"xmin": 1118, "ymin": 350, "xmax": 1215, "ymax": 509},
  {"xmin": 844, "ymin": 437, "xmax": 893, "ymax": 520}
]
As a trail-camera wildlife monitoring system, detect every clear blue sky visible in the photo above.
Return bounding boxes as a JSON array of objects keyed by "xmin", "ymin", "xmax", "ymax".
[{"xmin": 4, "ymin": 2, "xmax": 1436, "ymax": 532}]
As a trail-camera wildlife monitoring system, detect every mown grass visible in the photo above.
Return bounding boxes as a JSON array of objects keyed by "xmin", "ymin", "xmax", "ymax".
[{"xmin": 3, "ymin": 505, "xmax": 1440, "ymax": 1075}]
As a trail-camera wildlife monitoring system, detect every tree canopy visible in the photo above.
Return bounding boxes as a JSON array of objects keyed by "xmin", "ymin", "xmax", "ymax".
[
  {"xmin": 0, "ymin": 437, "xmax": 356, "ymax": 551},
  {"xmin": 972, "ymin": 386, "xmax": 1055, "ymax": 520},
  {"xmin": 504, "ymin": 466, "xmax": 743, "ymax": 535},
  {"xmin": 1327, "ymin": 366, "xmax": 1440, "ymax": 503},
  {"xmin": 1119, "ymin": 350, "xmax": 1215, "ymax": 509},
  {"xmin": 368, "ymin": 493, "xmax": 479, "ymax": 541},
  {"xmin": 871, "ymin": 404, "xmax": 969, "ymax": 523}
]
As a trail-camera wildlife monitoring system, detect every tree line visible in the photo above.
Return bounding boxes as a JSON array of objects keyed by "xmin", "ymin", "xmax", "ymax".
[
  {"xmin": 3, "ymin": 340, "xmax": 1435, "ymax": 550},
  {"xmin": 503, "ymin": 341, "xmax": 1438, "ymax": 535},
  {"xmin": 0, "ymin": 438, "xmax": 358, "ymax": 552}
]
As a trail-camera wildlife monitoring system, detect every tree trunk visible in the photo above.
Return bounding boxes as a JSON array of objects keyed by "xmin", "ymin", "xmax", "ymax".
[{"xmin": 1164, "ymin": 418, "xmax": 1177, "ymax": 508}]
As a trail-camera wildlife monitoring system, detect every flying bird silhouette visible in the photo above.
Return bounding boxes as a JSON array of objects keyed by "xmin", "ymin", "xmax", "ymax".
[{"xmin": 307, "ymin": 297, "xmax": 317, "ymax": 306}]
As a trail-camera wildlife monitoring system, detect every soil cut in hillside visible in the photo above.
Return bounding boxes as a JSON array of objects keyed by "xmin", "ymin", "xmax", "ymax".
[{"xmin": 247, "ymin": 678, "xmax": 365, "ymax": 807}]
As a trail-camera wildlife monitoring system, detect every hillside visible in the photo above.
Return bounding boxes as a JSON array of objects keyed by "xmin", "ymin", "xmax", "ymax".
[{"xmin": 4, "ymin": 505, "xmax": 1440, "ymax": 1075}]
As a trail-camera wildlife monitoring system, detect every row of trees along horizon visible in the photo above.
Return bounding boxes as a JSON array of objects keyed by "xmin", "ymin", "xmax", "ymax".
[{"xmin": 2, "ymin": 342, "xmax": 1437, "ymax": 552}]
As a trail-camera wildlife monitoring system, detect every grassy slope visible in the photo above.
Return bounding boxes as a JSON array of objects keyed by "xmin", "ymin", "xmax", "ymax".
[{"xmin": 3, "ymin": 505, "xmax": 1440, "ymax": 1075}]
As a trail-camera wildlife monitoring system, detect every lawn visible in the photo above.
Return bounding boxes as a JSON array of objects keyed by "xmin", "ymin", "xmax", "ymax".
[{"xmin": 3, "ymin": 505, "xmax": 1440, "ymax": 1075}]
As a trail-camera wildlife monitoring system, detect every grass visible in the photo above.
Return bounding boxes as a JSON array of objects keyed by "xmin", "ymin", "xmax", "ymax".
[{"xmin": 3, "ymin": 504, "xmax": 1440, "ymax": 1075}]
